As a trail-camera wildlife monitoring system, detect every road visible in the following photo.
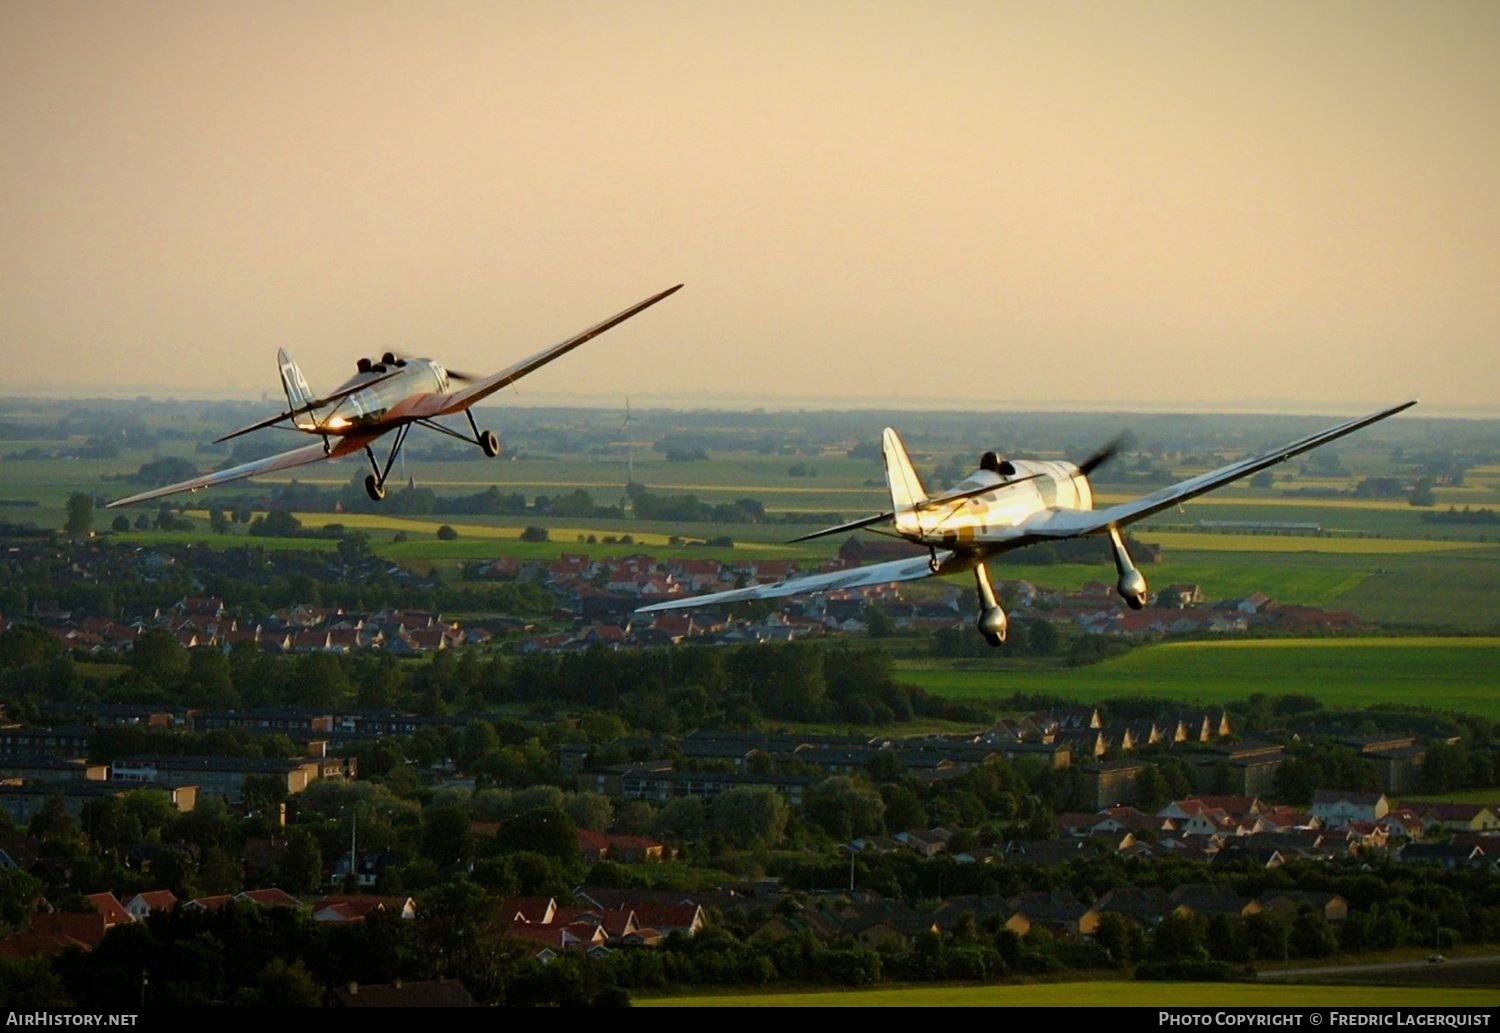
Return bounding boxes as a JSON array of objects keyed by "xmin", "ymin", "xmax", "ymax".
[{"xmin": 1257, "ymin": 953, "xmax": 1500, "ymax": 985}]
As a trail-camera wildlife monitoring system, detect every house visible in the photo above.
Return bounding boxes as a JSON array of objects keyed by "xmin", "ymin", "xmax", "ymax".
[
  {"xmin": 501, "ymin": 897, "xmax": 557, "ymax": 925},
  {"xmin": 1414, "ymin": 803, "xmax": 1500, "ymax": 834},
  {"xmin": 628, "ymin": 903, "xmax": 705, "ymax": 939},
  {"xmin": 1169, "ymin": 884, "xmax": 1261, "ymax": 919},
  {"xmin": 183, "ymin": 895, "xmax": 235, "ymax": 913},
  {"xmin": 1396, "ymin": 842, "xmax": 1486, "ymax": 869},
  {"xmin": 312, "ymin": 895, "xmax": 417, "ymax": 922},
  {"xmin": 1311, "ymin": 790, "xmax": 1390, "ymax": 827},
  {"xmin": 123, "ymin": 890, "xmax": 178, "ymax": 920},
  {"xmin": 831, "ymin": 901, "xmax": 938, "ymax": 947},
  {"xmin": 1007, "ymin": 892, "xmax": 1100, "ymax": 937},
  {"xmin": 1095, "ymin": 886, "xmax": 1178, "ymax": 928},
  {"xmin": 28, "ymin": 893, "xmax": 133, "ymax": 949},
  {"xmin": 1255, "ymin": 891, "xmax": 1348, "ymax": 923},
  {"xmin": 235, "ymin": 888, "xmax": 301, "ymax": 908},
  {"xmin": 576, "ymin": 828, "xmax": 665, "ymax": 863}
]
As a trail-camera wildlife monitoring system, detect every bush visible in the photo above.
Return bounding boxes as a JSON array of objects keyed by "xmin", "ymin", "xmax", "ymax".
[{"xmin": 1135, "ymin": 960, "xmax": 1242, "ymax": 982}]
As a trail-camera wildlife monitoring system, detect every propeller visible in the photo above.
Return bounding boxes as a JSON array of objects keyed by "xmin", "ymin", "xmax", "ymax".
[{"xmin": 1077, "ymin": 432, "xmax": 1133, "ymax": 476}]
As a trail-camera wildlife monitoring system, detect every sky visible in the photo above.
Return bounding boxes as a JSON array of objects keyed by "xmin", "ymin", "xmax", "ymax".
[{"xmin": 1, "ymin": 2, "xmax": 1496, "ymax": 415}]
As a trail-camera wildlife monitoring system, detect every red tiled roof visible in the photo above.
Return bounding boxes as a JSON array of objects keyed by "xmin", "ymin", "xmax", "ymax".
[{"xmin": 86, "ymin": 892, "xmax": 132, "ymax": 925}]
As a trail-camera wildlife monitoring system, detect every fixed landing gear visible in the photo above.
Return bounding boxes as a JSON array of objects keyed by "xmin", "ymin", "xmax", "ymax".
[
  {"xmin": 359, "ymin": 414, "xmax": 502, "ymax": 504},
  {"xmin": 362, "ymin": 423, "xmax": 411, "ymax": 504},
  {"xmin": 973, "ymin": 561, "xmax": 1008, "ymax": 647},
  {"xmin": 1109, "ymin": 526, "xmax": 1148, "ymax": 609}
]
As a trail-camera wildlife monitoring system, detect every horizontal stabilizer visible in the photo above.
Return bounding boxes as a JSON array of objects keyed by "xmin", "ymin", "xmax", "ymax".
[{"xmin": 212, "ymin": 368, "xmax": 404, "ymax": 443}]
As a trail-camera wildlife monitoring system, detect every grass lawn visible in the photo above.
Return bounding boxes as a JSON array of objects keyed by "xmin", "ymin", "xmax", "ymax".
[{"xmin": 895, "ymin": 637, "xmax": 1500, "ymax": 720}]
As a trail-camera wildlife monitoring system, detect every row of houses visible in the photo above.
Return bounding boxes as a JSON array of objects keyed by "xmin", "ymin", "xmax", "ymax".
[
  {"xmin": 20, "ymin": 601, "xmax": 484, "ymax": 658},
  {"xmin": 753, "ymin": 883, "xmax": 1351, "ymax": 949},
  {"xmin": 0, "ymin": 888, "xmax": 416, "ymax": 960},
  {"xmin": 0, "ymin": 743, "xmax": 355, "ymax": 823},
  {"xmin": 500, "ymin": 890, "xmax": 706, "ymax": 961}
]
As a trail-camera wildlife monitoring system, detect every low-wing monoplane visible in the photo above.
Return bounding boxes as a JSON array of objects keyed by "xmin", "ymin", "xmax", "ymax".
[
  {"xmin": 636, "ymin": 400, "xmax": 1416, "ymax": 645},
  {"xmin": 107, "ymin": 285, "xmax": 683, "ymax": 508}
]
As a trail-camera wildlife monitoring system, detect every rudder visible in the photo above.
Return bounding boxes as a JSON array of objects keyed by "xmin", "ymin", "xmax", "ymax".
[
  {"xmin": 882, "ymin": 427, "xmax": 928, "ymax": 536},
  {"xmin": 278, "ymin": 348, "xmax": 316, "ymax": 419}
]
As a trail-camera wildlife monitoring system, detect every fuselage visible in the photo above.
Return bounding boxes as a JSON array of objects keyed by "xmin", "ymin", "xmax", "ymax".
[
  {"xmin": 294, "ymin": 358, "xmax": 451, "ymax": 434},
  {"xmin": 901, "ymin": 459, "xmax": 1093, "ymax": 553}
]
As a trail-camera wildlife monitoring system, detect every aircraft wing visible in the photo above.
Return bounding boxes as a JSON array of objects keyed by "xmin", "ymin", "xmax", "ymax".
[
  {"xmin": 427, "ymin": 284, "xmax": 684, "ymax": 417},
  {"xmin": 105, "ymin": 441, "xmax": 344, "ymax": 508},
  {"xmin": 635, "ymin": 550, "xmax": 952, "ymax": 614},
  {"xmin": 1019, "ymin": 400, "xmax": 1418, "ymax": 539}
]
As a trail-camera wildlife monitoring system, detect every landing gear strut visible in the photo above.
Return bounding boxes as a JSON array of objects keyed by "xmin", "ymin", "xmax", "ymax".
[
  {"xmin": 360, "ymin": 412, "xmax": 503, "ymax": 503},
  {"xmin": 974, "ymin": 562, "xmax": 1008, "ymax": 647},
  {"xmin": 1109, "ymin": 526, "xmax": 1148, "ymax": 609},
  {"xmin": 362, "ymin": 424, "xmax": 411, "ymax": 504},
  {"xmin": 462, "ymin": 410, "xmax": 502, "ymax": 458}
]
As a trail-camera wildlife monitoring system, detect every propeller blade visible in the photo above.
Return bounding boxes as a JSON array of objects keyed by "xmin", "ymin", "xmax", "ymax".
[{"xmin": 1077, "ymin": 433, "xmax": 1132, "ymax": 476}]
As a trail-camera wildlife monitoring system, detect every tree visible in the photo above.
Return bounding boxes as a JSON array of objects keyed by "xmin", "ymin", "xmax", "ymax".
[
  {"xmin": 804, "ymin": 777, "xmax": 885, "ymax": 840},
  {"xmin": 494, "ymin": 807, "xmax": 577, "ymax": 861},
  {"xmin": 458, "ymin": 719, "xmax": 500, "ymax": 773},
  {"xmin": 864, "ymin": 606, "xmax": 894, "ymax": 639},
  {"xmin": 0, "ymin": 625, "xmax": 60, "ymax": 670},
  {"xmin": 250, "ymin": 509, "xmax": 303, "ymax": 537},
  {"xmin": 1093, "ymin": 911, "xmax": 1141, "ymax": 966},
  {"xmin": 436, "ymin": 524, "xmax": 459, "ymax": 540},
  {"xmin": 110, "ymin": 515, "xmax": 131, "ymax": 533},
  {"xmin": 520, "ymin": 526, "xmax": 549, "ymax": 542},
  {"xmin": 562, "ymin": 791, "xmax": 614, "ymax": 833},
  {"xmin": 422, "ymin": 804, "xmax": 475, "ymax": 866},
  {"xmin": 655, "ymin": 797, "xmax": 706, "ymax": 844},
  {"xmin": 128, "ymin": 628, "xmax": 189, "ymax": 685},
  {"xmin": 64, "ymin": 493, "xmax": 93, "ymax": 536},
  {"xmin": 275, "ymin": 828, "xmax": 325, "ymax": 893},
  {"xmin": 245, "ymin": 958, "xmax": 321, "ymax": 1007},
  {"xmin": 0, "ymin": 867, "xmax": 44, "ymax": 926},
  {"xmin": 1146, "ymin": 912, "xmax": 1208, "ymax": 963},
  {"xmin": 709, "ymin": 786, "xmax": 789, "ymax": 850}
]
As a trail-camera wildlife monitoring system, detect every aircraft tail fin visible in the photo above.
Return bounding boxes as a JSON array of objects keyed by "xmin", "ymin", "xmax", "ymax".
[
  {"xmin": 277, "ymin": 349, "xmax": 317, "ymax": 427},
  {"xmin": 882, "ymin": 428, "xmax": 928, "ymax": 536}
]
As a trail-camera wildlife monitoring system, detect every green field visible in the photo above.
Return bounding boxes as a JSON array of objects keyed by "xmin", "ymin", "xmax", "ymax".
[
  {"xmin": 896, "ymin": 638, "xmax": 1500, "ymax": 720},
  {"xmin": 5, "ymin": 403, "xmax": 1498, "ymax": 632},
  {"xmin": 637, "ymin": 981, "xmax": 1500, "ymax": 1007}
]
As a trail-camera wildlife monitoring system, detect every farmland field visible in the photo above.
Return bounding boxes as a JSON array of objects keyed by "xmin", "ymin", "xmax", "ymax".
[
  {"xmin": 636, "ymin": 980, "xmax": 1500, "ymax": 1008},
  {"xmin": 895, "ymin": 638, "xmax": 1500, "ymax": 720},
  {"xmin": 5, "ymin": 401, "xmax": 1498, "ymax": 629}
]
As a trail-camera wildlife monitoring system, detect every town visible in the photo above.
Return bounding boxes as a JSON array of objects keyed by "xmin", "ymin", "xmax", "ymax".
[{"xmin": 0, "ymin": 529, "xmax": 1494, "ymax": 1006}]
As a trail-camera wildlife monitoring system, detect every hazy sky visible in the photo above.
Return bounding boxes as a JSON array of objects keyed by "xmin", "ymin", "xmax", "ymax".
[{"xmin": 2, "ymin": 2, "xmax": 1496, "ymax": 414}]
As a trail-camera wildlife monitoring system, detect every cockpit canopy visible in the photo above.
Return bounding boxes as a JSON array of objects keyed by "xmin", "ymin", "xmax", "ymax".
[{"xmin": 980, "ymin": 451, "xmax": 1017, "ymax": 476}]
